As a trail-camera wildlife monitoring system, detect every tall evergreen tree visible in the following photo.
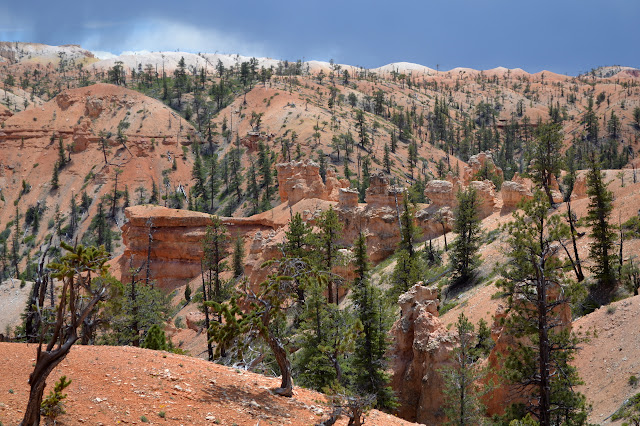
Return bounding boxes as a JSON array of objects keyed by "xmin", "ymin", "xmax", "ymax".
[
  {"xmin": 391, "ymin": 195, "xmax": 421, "ymax": 298},
  {"xmin": 351, "ymin": 232, "xmax": 396, "ymax": 409},
  {"xmin": 316, "ymin": 206, "xmax": 343, "ymax": 304},
  {"xmin": 450, "ymin": 187, "xmax": 482, "ymax": 281},
  {"xmin": 497, "ymin": 191, "xmax": 588, "ymax": 425},
  {"xmin": 586, "ymin": 158, "xmax": 617, "ymax": 295},
  {"xmin": 232, "ymin": 236, "xmax": 244, "ymax": 278},
  {"xmin": 529, "ymin": 121, "xmax": 563, "ymax": 206},
  {"xmin": 440, "ymin": 313, "xmax": 487, "ymax": 426}
]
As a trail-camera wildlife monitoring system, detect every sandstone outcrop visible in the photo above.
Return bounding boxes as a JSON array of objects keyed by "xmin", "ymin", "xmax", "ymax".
[
  {"xmin": 425, "ymin": 180, "xmax": 456, "ymax": 207},
  {"xmin": 276, "ymin": 160, "xmax": 348, "ymax": 204},
  {"xmin": 116, "ymin": 163, "xmax": 459, "ymax": 290},
  {"xmin": 425, "ymin": 178, "xmax": 496, "ymax": 218},
  {"xmin": 0, "ymin": 104, "xmax": 12, "ymax": 123},
  {"xmin": 469, "ymin": 180, "xmax": 498, "ymax": 217},
  {"xmin": 572, "ymin": 172, "xmax": 588, "ymax": 199},
  {"xmin": 501, "ymin": 179, "xmax": 533, "ymax": 211},
  {"xmin": 119, "ymin": 205, "xmax": 275, "ymax": 290},
  {"xmin": 365, "ymin": 172, "xmax": 404, "ymax": 207},
  {"xmin": 463, "ymin": 151, "xmax": 503, "ymax": 185},
  {"xmin": 390, "ymin": 284, "xmax": 455, "ymax": 424}
]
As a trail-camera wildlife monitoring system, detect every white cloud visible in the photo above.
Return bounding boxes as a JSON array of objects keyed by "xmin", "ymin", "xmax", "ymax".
[
  {"xmin": 91, "ymin": 50, "xmax": 118, "ymax": 60},
  {"xmin": 118, "ymin": 19, "xmax": 269, "ymax": 57}
]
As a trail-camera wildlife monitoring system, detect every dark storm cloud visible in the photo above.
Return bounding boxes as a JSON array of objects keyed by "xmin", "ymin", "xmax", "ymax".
[{"xmin": 1, "ymin": 0, "xmax": 639, "ymax": 75}]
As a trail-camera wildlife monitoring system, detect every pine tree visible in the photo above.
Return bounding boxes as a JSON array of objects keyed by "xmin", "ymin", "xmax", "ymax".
[
  {"xmin": 11, "ymin": 205, "xmax": 20, "ymax": 279},
  {"xmin": 293, "ymin": 273, "xmax": 356, "ymax": 391},
  {"xmin": 57, "ymin": 137, "xmax": 67, "ymax": 169},
  {"xmin": 383, "ymin": 143, "xmax": 392, "ymax": 173},
  {"xmin": 247, "ymin": 161, "xmax": 260, "ymax": 214},
  {"xmin": 440, "ymin": 313, "xmax": 487, "ymax": 426},
  {"xmin": 284, "ymin": 213, "xmax": 312, "ymax": 259},
  {"xmin": 209, "ymin": 257, "xmax": 305, "ymax": 397},
  {"xmin": 22, "ymin": 243, "xmax": 110, "ymax": 426},
  {"xmin": 351, "ymin": 232, "xmax": 396, "ymax": 409},
  {"xmin": 51, "ymin": 162, "xmax": 60, "ymax": 190},
  {"xmin": 528, "ymin": 121, "xmax": 563, "ymax": 206},
  {"xmin": 497, "ymin": 191, "xmax": 588, "ymax": 425},
  {"xmin": 586, "ymin": 158, "xmax": 617, "ymax": 296},
  {"xmin": 141, "ymin": 324, "xmax": 169, "ymax": 351},
  {"xmin": 232, "ymin": 236, "xmax": 244, "ymax": 278},
  {"xmin": 150, "ymin": 181, "xmax": 159, "ymax": 205},
  {"xmin": 316, "ymin": 206, "xmax": 343, "ymax": 304},
  {"xmin": 192, "ymin": 146, "xmax": 207, "ymax": 207},
  {"xmin": 450, "ymin": 187, "xmax": 482, "ymax": 281},
  {"xmin": 202, "ymin": 216, "xmax": 230, "ymax": 315},
  {"xmin": 391, "ymin": 195, "xmax": 422, "ymax": 298},
  {"xmin": 208, "ymin": 154, "xmax": 220, "ymax": 212}
]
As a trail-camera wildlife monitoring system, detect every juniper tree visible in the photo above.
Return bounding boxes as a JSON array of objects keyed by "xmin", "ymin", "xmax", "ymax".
[
  {"xmin": 497, "ymin": 191, "xmax": 588, "ymax": 425},
  {"xmin": 22, "ymin": 243, "xmax": 110, "ymax": 426},
  {"xmin": 209, "ymin": 257, "xmax": 311, "ymax": 397},
  {"xmin": 450, "ymin": 187, "xmax": 482, "ymax": 281}
]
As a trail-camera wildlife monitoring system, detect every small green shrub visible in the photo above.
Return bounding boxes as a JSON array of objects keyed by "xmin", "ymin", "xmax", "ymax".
[
  {"xmin": 41, "ymin": 376, "xmax": 72, "ymax": 420},
  {"xmin": 141, "ymin": 415, "xmax": 149, "ymax": 423},
  {"xmin": 630, "ymin": 375, "xmax": 639, "ymax": 388}
]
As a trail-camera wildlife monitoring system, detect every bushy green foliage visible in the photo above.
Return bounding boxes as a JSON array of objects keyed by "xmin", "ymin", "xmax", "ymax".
[
  {"xmin": 141, "ymin": 324, "xmax": 169, "ymax": 351},
  {"xmin": 98, "ymin": 276, "xmax": 169, "ymax": 346}
]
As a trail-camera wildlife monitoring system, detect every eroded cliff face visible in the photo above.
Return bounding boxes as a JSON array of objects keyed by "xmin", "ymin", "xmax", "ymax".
[
  {"xmin": 119, "ymin": 160, "xmax": 571, "ymax": 291},
  {"xmin": 389, "ymin": 284, "xmax": 455, "ymax": 424},
  {"xmin": 117, "ymin": 205, "xmax": 276, "ymax": 290},
  {"xmin": 276, "ymin": 160, "xmax": 349, "ymax": 205}
]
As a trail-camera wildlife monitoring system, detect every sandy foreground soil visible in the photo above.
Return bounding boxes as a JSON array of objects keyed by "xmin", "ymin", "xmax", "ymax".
[{"xmin": 0, "ymin": 343, "xmax": 417, "ymax": 426}]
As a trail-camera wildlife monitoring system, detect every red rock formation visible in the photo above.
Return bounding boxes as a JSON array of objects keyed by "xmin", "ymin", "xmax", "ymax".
[
  {"xmin": 0, "ymin": 104, "xmax": 12, "ymax": 123},
  {"xmin": 469, "ymin": 180, "xmax": 498, "ymax": 217},
  {"xmin": 572, "ymin": 172, "xmax": 588, "ymax": 199},
  {"xmin": 501, "ymin": 180, "xmax": 533, "ymax": 211},
  {"xmin": 463, "ymin": 152, "xmax": 503, "ymax": 185},
  {"xmin": 118, "ymin": 205, "xmax": 275, "ymax": 290},
  {"xmin": 390, "ymin": 284, "xmax": 455, "ymax": 424},
  {"xmin": 425, "ymin": 178, "xmax": 496, "ymax": 218},
  {"xmin": 425, "ymin": 180, "xmax": 457, "ymax": 207},
  {"xmin": 276, "ymin": 160, "xmax": 348, "ymax": 204}
]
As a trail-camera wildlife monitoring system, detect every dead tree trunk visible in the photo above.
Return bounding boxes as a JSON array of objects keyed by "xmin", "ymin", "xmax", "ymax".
[
  {"xmin": 201, "ymin": 261, "xmax": 214, "ymax": 361},
  {"xmin": 566, "ymin": 201, "xmax": 584, "ymax": 282}
]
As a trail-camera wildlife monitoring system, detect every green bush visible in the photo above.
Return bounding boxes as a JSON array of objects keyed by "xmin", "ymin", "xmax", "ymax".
[
  {"xmin": 142, "ymin": 324, "xmax": 168, "ymax": 351},
  {"xmin": 41, "ymin": 376, "xmax": 72, "ymax": 420}
]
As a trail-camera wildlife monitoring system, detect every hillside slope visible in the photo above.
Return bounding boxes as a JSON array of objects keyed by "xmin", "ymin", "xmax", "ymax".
[{"xmin": 0, "ymin": 343, "xmax": 417, "ymax": 425}]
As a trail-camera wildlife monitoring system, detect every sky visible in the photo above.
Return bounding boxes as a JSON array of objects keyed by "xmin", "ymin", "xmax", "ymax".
[{"xmin": 1, "ymin": 0, "xmax": 638, "ymax": 75}]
